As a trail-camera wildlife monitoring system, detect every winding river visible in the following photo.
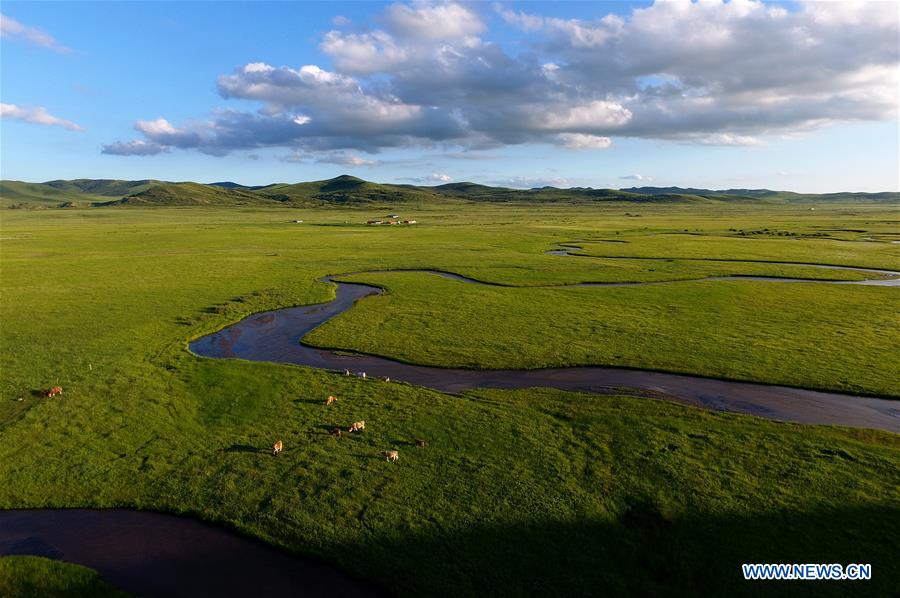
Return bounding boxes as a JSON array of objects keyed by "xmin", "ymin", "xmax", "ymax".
[
  {"xmin": 190, "ymin": 257, "xmax": 900, "ymax": 433},
  {"xmin": 3, "ymin": 255, "xmax": 898, "ymax": 595}
]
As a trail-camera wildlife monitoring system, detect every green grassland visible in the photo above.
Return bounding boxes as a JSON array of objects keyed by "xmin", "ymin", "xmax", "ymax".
[
  {"xmin": 567, "ymin": 233, "xmax": 900, "ymax": 270},
  {"xmin": 0, "ymin": 556, "xmax": 126, "ymax": 597},
  {"xmin": 1, "ymin": 202, "xmax": 898, "ymax": 595}
]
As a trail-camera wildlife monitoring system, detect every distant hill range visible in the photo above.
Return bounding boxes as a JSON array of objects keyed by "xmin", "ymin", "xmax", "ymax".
[
  {"xmin": 1, "ymin": 175, "xmax": 896, "ymax": 208},
  {"xmin": 620, "ymin": 186, "xmax": 900, "ymax": 203}
]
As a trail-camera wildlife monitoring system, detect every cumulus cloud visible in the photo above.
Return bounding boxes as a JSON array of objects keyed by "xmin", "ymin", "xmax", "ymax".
[
  {"xmin": 0, "ymin": 13, "xmax": 72, "ymax": 53},
  {"xmin": 106, "ymin": 1, "xmax": 899, "ymax": 157},
  {"xmin": 556, "ymin": 133, "xmax": 612, "ymax": 149},
  {"xmin": 1, "ymin": 103, "xmax": 83, "ymax": 131},
  {"xmin": 381, "ymin": 2, "xmax": 484, "ymax": 40},
  {"xmin": 319, "ymin": 30, "xmax": 409, "ymax": 75}
]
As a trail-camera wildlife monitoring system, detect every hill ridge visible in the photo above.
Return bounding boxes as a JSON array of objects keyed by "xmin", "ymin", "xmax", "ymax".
[{"xmin": 2, "ymin": 176, "xmax": 897, "ymax": 208}]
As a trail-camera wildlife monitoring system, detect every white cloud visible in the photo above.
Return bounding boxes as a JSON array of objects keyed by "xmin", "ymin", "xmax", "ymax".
[
  {"xmin": 0, "ymin": 13, "xmax": 71, "ymax": 53},
  {"xmin": 135, "ymin": 118, "xmax": 179, "ymax": 136},
  {"xmin": 382, "ymin": 2, "xmax": 484, "ymax": 40},
  {"xmin": 619, "ymin": 174, "xmax": 654, "ymax": 182},
  {"xmin": 535, "ymin": 101, "xmax": 632, "ymax": 131},
  {"xmin": 404, "ymin": 172, "xmax": 453, "ymax": 183},
  {"xmin": 1, "ymin": 103, "xmax": 83, "ymax": 131},
  {"xmin": 217, "ymin": 63, "xmax": 437, "ymax": 130},
  {"xmin": 107, "ymin": 1, "xmax": 899, "ymax": 157},
  {"xmin": 320, "ymin": 30, "xmax": 408, "ymax": 75},
  {"xmin": 555, "ymin": 133, "xmax": 613, "ymax": 149},
  {"xmin": 695, "ymin": 134, "xmax": 763, "ymax": 146}
]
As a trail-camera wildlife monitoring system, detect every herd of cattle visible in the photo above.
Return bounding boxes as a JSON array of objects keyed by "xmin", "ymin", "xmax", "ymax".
[
  {"xmin": 44, "ymin": 376, "xmax": 417, "ymax": 463},
  {"xmin": 270, "ymin": 372, "xmax": 424, "ymax": 463}
]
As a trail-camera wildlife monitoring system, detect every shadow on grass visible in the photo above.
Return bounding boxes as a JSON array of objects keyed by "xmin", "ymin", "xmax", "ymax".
[
  {"xmin": 1, "ymin": 503, "xmax": 896, "ymax": 597},
  {"xmin": 326, "ymin": 502, "xmax": 900, "ymax": 598}
]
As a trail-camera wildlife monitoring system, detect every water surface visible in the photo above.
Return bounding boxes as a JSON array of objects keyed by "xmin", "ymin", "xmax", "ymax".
[{"xmin": 191, "ymin": 268, "xmax": 899, "ymax": 433}]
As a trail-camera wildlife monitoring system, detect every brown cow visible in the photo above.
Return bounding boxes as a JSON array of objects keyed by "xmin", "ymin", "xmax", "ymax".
[
  {"xmin": 415, "ymin": 438, "xmax": 427, "ymax": 448},
  {"xmin": 325, "ymin": 395, "xmax": 337, "ymax": 405},
  {"xmin": 45, "ymin": 386, "xmax": 63, "ymax": 398},
  {"xmin": 382, "ymin": 450, "xmax": 399, "ymax": 462},
  {"xmin": 348, "ymin": 420, "xmax": 366, "ymax": 433},
  {"xmin": 273, "ymin": 440, "xmax": 283, "ymax": 455}
]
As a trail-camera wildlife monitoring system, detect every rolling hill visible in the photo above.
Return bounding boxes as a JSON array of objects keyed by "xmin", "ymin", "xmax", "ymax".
[
  {"xmin": 94, "ymin": 182, "xmax": 273, "ymax": 207},
  {"xmin": 2, "ymin": 176, "xmax": 897, "ymax": 208},
  {"xmin": 252, "ymin": 175, "xmax": 444, "ymax": 204},
  {"xmin": 621, "ymin": 186, "xmax": 900, "ymax": 203}
]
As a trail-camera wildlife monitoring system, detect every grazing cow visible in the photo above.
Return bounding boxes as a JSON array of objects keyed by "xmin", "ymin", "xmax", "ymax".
[
  {"xmin": 382, "ymin": 450, "xmax": 399, "ymax": 462},
  {"xmin": 45, "ymin": 386, "xmax": 63, "ymax": 398},
  {"xmin": 273, "ymin": 440, "xmax": 283, "ymax": 455},
  {"xmin": 348, "ymin": 420, "xmax": 366, "ymax": 433},
  {"xmin": 344, "ymin": 369, "xmax": 351, "ymax": 376},
  {"xmin": 357, "ymin": 372, "xmax": 367, "ymax": 379},
  {"xmin": 381, "ymin": 376, "xmax": 390, "ymax": 383},
  {"xmin": 325, "ymin": 395, "xmax": 337, "ymax": 405},
  {"xmin": 331, "ymin": 428, "xmax": 342, "ymax": 438},
  {"xmin": 415, "ymin": 438, "xmax": 427, "ymax": 448}
]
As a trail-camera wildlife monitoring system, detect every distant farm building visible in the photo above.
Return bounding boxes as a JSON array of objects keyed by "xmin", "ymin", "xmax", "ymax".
[{"xmin": 367, "ymin": 217, "xmax": 417, "ymax": 226}]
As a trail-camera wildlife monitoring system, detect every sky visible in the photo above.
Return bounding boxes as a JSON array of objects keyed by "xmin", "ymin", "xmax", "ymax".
[{"xmin": 1, "ymin": 1, "xmax": 898, "ymax": 192}]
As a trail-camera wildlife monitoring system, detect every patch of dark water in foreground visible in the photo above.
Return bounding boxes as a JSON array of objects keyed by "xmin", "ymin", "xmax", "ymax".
[
  {"xmin": 190, "ymin": 271, "xmax": 899, "ymax": 433},
  {"xmin": 0, "ymin": 509, "xmax": 383, "ymax": 597}
]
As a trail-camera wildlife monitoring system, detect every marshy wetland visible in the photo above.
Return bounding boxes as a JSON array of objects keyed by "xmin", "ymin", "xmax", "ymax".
[{"xmin": 2, "ymin": 202, "xmax": 899, "ymax": 596}]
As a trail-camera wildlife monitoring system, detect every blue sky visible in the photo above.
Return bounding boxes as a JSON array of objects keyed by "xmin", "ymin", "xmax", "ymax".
[{"xmin": 1, "ymin": 1, "xmax": 897, "ymax": 192}]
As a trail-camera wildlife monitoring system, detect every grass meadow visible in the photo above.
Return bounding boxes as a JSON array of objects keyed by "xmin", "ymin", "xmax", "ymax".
[
  {"xmin": 1, "ymin": 203, "xmax": 898, "ymax": 595},
  {"xmin": 0, "ymin": 557, "xmax": 125, "ymax": 598}
]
